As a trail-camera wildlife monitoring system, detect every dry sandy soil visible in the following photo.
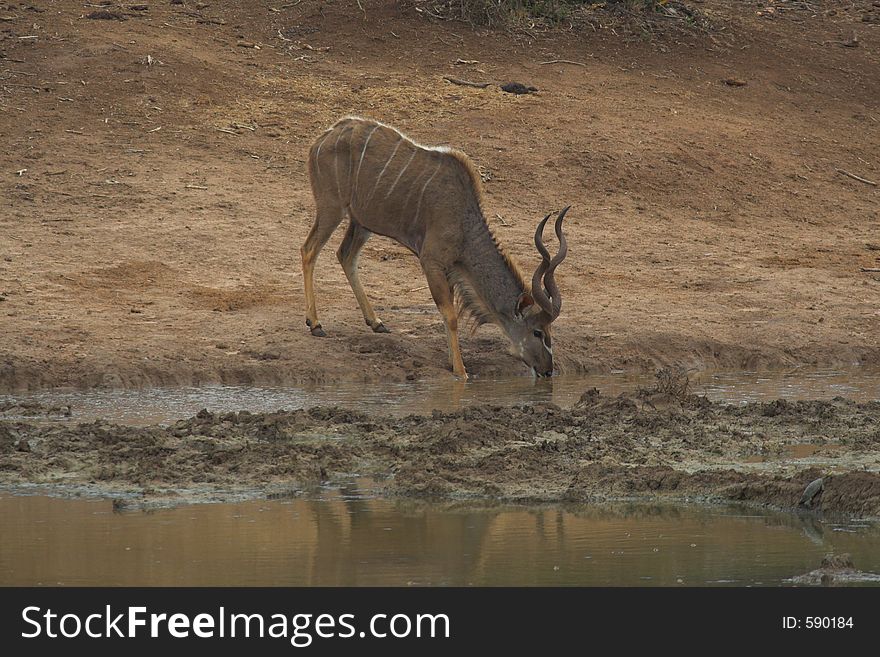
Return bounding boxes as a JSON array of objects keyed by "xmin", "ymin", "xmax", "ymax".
[
  {"xmin": 3, "ymin": 389, "xmax": 880, "ymax": 516},
  {"xmin": 0, "ymin": 0, "xmax": 878, "ymax": 391}
]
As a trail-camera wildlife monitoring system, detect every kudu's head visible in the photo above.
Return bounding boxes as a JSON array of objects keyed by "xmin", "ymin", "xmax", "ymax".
[{"xmin": 508, "ymin": 207, "xmax": 569, "ymax": 377}]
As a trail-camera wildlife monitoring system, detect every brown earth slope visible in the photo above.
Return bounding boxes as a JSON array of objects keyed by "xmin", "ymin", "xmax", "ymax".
[{"xmin": 1, "ymin": 0, "xmax": 878, "ymax": 391}]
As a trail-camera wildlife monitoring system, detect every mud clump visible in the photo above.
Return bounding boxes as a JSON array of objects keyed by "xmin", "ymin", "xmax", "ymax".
[
  {"xmin": 0, "ymin": 401, "xmax": 72, "ymax": 419},
  {"xmin": 1, "ymin": 394, "xmax": 879, "ymax": 516},
  {"xmin": 788, "ymin": 553, "xmax": 880, "ymax": 586}
]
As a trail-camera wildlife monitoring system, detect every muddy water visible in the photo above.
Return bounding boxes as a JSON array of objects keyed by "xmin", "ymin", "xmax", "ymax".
[
  {"xmin": 2, "ymin": 368, "xmax": 878, "ymax": 426},
  {"xmin": 3, "ymin": 489, "xmax": 880, "ymax": 587},
  {"xmin": 2, "ymin": 368, "xmax": 880, "ymax": 587}
]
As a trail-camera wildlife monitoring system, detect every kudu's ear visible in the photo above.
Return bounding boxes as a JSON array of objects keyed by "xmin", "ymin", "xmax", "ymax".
[{"xmin": 515, "ymin": 293, "xmax": 534, "ymax": 319}]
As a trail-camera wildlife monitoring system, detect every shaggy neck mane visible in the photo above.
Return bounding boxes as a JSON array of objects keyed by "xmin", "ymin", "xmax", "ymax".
[{"xmin": 449, "ymin": 202, "xmax": 528, "ymax": 329}]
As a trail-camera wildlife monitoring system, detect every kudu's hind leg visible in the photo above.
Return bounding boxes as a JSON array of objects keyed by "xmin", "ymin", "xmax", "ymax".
[
  {"xmin": 301, "ymin": 204, "xmax": 345, "ymax": 337},
  {"xmin": 422, "ymin": 264, "xmax": 468, "ymax": 379},
  {"xmin": 337, "ymin": 221, "xmax": 389, "ymax": 333}
]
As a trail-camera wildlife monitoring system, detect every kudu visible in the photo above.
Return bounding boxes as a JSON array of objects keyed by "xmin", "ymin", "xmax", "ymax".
[{"xmin": 301, "ymin": 116, "xmax": 569, "ymax": 379}]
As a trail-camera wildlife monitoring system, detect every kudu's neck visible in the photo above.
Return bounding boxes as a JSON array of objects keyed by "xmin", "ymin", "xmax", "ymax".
[{"xmin": 455, "ymin": 208, "xmax": 526, "ymax": 331}]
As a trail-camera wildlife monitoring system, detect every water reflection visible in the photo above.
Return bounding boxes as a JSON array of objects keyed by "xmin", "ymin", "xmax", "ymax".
[
  {"xmin": 1, "ymin": 367, "xmax": 878, "ymax": 426},
  {"xmin": 1, "ymin": 492, "xmax": 878, "ymax": 587}
]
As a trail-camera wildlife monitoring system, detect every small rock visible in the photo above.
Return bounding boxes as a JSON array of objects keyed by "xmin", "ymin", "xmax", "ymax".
[
  {"xmin": 86, "ymin": 10, "xmax": 127, "ymax": 20},
  {"xmin": 501, "ymin": 82, "xmax": 538, "ymax": 95},
  {"xmin": 15, "ymin": 439, "xmax": 31, "ymax": 453},
  {"xmin": 722, "ymin": 78, "xmax": 747, "ymax": 87},
  {"xmin": 575, "ymin": 387, "xmax": 601, "ymax": 408},
  {"xmin": 821, "ymin": 553, "xmax": 854, "ymax": 570}
]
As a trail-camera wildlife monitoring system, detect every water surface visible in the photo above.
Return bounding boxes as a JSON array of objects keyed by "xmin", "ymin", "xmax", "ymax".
[
  {"xmin": 2, "ymin": 368, "xmax": 878, "ymax": 426},
  {"xmin": 2, "ymin": 490, "xmax": 879, "ymax": 587}
]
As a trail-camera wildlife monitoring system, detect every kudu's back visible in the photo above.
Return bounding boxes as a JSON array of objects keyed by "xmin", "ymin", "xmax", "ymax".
[{"xmin": 308, "ymin": 117, "xmax": 482, "ymax": 257}]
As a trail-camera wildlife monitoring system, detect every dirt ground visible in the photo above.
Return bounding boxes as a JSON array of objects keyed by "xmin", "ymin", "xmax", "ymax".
[
  {"xmin": 2, "ymin": 388, "xmax": 880, "ymax": 516},
  {"xmin": 0, "ymin": 1, "xmax": 878, "ymax": 391}
]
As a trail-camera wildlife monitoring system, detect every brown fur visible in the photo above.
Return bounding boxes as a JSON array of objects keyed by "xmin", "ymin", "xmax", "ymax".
[{"xmin": 301, "ymin": 115, "xmax": 551, "ymax": 378}]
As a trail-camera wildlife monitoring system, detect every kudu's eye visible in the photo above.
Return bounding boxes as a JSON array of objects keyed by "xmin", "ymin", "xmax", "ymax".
[{"xmin": 533, "ymin": 330, "xmax": 543, "ymax": 339}]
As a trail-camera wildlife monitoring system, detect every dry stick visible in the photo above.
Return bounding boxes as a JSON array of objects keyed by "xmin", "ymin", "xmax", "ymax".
[
  {"xmin": 540, "ymin": 59, "xmax": 587, "ymax": 67},
  {"xmin": 861, "ymin": 268, "xmax": 880, "ymax": 273},
  {"xmin": 836, "ymin": 168, "xmax": 878, "ymax": 187},
  {"xmin": 443, "ymin": 76, "xmax": 490, "ymax": 89}
]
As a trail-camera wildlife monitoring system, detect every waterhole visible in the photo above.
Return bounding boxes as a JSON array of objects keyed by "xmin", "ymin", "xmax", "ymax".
[
  {"xmin": 2, "ymin": 367, "xmax": 878, "ymax": 426},
  {"xmin": 2, "ymin": 367, "xmax": 879, "ymax": 586},
  {"xmin": 2, "ymin": 490, "xmax": 879, "ymax": 587}
]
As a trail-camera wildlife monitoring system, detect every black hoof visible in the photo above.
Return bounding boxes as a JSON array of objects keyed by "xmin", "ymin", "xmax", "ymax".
[
  {"xmin": 372, "ymin": 322, "xmax": 390, "ymax": 334},
  {"xmin": 307, "ymin": 320, "xmax": 326, "ymax": 337}
]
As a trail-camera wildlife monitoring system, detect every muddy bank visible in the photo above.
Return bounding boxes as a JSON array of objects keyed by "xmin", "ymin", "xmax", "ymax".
[{"xmin": 2, "ymin": 392, "xmax": 879, "ymax": 517}]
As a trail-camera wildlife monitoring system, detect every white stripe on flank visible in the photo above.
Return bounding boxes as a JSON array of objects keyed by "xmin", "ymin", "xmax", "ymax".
[
  {"xmin": 314, "ymin": 130, "xmax": 331, "ymax": 157},
  {"xmin": 354, "ymin": 124, "xmax": 380, "ymax": 201},
  {"xmin": 385, "ymin": 149, "xmax": 416, "ymax": 199},
  {"xmin": 365, "ymin": 136, "xmax": 403, "ymax": 205},
  {"xmin": 312, "ymin": 130, "xmax": 331, "ymax": 176},
  {"xmin": 333, "ymin": 128, "xmax": 347, "ymax": 198},
  {"xmin": 413, "ymin": 160, "xmax": 442, "ymax": 225},
  {"xmin": 347, "ymin": 136, "xmax": 354, "ymax": 193}
]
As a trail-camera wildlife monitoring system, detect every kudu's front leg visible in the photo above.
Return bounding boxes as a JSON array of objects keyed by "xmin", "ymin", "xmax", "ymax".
[{"xmin": 422, "ymin": 264, "xmax": 468, "ymax": 380}]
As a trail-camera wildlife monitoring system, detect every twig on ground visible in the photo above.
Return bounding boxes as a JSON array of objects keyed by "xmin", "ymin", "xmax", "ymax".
[
  {"xmin": 415, "ymin": 6, "xmax": 444, "ymax": 20},
  {"xmin": 836, "ymin": 168, "xmax": 877, "ymax": 187},
  {"xmin": 443, "ymin": 76, "xmax": 490, "ymax": 89},
  {"xmin": 540, "ymin": 59, "xmax": 586, "ymax": 67}
]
